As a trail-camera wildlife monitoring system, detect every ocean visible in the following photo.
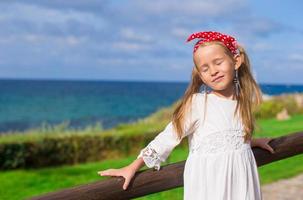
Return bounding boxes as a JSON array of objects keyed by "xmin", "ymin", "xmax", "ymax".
[{"xmin": 1, "ymin": 79, "xmax": 303, "ymax": 133}]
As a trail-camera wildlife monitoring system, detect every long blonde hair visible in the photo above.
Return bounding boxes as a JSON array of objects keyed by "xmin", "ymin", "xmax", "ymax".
[{"xmin": 172, "ymin": 41, "xmax": 263, "ymax": 143}]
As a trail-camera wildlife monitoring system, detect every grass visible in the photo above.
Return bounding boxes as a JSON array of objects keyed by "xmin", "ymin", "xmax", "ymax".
[
  {"xmin": 0, "ymin": 114, "xmax": 303, "ymax": 200},
  {"xmin": 0, "ymin": 104, "xmax": 174, "ymax": 144}
]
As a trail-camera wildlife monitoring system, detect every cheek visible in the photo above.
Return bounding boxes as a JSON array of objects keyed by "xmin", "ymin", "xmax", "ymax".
[
  {"xmin": 220, "ymin": 63, "xmax": 232, "ymax": 72},
  {"xmin": 220, "ymin": 64, "xmax": 234, "ymax": 78},
  {"xmin": 200, "ymin": 73, "xmax": 213, "ymax": 85}
]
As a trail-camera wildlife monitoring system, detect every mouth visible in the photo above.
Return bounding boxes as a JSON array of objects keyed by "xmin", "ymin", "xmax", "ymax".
[{"xmin": 212, "ymin": 75, "xmax": 224, "ymax": 82}]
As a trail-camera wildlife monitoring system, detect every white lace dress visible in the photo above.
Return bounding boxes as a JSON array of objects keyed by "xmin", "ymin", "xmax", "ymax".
[{"xmin": 137, "ymin": 92, "xmax": 263, "ymax": 200}]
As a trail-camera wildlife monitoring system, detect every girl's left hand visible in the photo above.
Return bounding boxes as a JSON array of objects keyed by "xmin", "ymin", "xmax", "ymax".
[{"xmin": 255, "ymin": 137, "xmax": 275, "ymax": 154}]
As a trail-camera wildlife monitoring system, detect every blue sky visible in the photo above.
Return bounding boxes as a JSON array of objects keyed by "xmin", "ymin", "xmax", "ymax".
[{"xmin": 0, "ymin": 0, "xmax": 302, "ymax": 84}]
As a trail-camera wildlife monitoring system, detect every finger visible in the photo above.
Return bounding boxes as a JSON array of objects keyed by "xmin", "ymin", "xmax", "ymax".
[
  {"xmin": 98, "ymin": 169, "xmax": 110, "ymax": 176},
  {"xmin": 98, "ymin": 171, "xmax": 105, "ymax": 176},
  {"xmin": 98, "ymin": 169, "xmax": 117, "ymax": 176},
  {"xmin": 123, "ymin": 177, "xmax": 131, "ymax": 190},
  {"xmin": 266, "ymin": 145, "xmax": 275, "ymax": 154}
]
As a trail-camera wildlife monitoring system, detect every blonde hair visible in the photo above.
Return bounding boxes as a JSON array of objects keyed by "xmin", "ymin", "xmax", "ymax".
[{"xmin": 172, "ymin": 41, "xmax": 263, "ymax": 143}]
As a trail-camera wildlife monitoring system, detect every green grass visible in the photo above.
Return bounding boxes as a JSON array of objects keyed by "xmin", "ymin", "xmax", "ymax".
[
  {"xmin": 0, "ymin": 105, "xmax": 173, "ymax": 144},
  {"xmin": 256, "ymin": 114, "xmax": 303, "ymax": 136},
  {"xmin": 0, "ymin": 114, "xmax": 303, "ymax": 200}
]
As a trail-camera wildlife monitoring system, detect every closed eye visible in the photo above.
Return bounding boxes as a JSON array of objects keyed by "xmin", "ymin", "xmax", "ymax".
[
  {"xmin": 215, "ymin": 59, "xmax": 224, "ymax": 65},
  {"xmin": 201, "ymin": 67, "xmax": 208, "ymax": 72},
  {"xmin": 214, "ymin": 58, "xmax": 224, "ymax": 65}
]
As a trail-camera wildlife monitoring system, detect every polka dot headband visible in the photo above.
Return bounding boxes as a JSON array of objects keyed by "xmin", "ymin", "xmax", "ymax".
[{"xmin": 186, "ymin": 31, "xmax": 240, "ymax": 55}]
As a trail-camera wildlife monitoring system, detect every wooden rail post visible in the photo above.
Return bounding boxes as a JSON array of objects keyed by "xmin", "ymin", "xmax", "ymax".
[{"xmin": 30, "ymin": 131, "xmax": 303, "ymax": 200}]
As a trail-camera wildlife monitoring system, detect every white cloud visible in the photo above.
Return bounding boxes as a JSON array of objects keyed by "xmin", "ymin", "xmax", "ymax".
[
  {"xmin": 112, "ymin": 41, "xmax": 151, "ymax": 51},
  {"xmin": 250, "ymin": 42, "xmax": 273, "ymax": 51},
  {"xmin": 171, "ymin": 27, "xmax": 191, "ymax": 39},
  {"xmin": 288, "ymin": 53, "xmax": 303, "ymax": 62},
  {"xmin": 133, "ymin": 0, "xmax": 247, "ymax": 17},
  {"xmin": 0, "ymin": 0, "xmax": 110, "ymax": 12},
  {"xmin": 119, "ymin": 28, "xmax": 153, "ymax": 43}
]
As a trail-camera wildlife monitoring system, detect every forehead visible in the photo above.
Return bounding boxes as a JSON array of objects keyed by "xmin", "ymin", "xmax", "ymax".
[{"xmin": 194, "ymin": 44, "xmax": 226, "ymax": 65}]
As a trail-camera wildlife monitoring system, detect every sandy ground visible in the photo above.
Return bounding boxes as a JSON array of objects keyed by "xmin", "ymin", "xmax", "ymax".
[{"xmin": 261, "ymin": 173, "xmax": 303, "ymax": 200}]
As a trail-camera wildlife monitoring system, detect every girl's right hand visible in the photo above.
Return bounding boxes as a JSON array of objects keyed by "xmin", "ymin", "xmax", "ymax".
[{"xmin": 97, "ymin": 165, "xmax": 137, "ymax": 190}]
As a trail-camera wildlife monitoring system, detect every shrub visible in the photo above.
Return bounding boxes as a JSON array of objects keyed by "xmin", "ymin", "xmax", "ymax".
[{"xmin": 0, "ymin": 131, "xmax": 161, "ymax": 170}]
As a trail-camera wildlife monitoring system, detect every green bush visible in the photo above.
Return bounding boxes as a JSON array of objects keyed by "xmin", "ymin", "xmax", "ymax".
[
  {"xmin": 254, "ymin": 94, "xmax": 303, "ymax": 119},
  {"xmin": 255, "ymin": 100, "xmax": 284, "ymax": 119},
  {"xmin": 0, "ymin": 106, "xmax": 174, "ymax": 170},
  {"xmin": 0, "ymin": 131, "xmax": 164, "ymax": 170}
]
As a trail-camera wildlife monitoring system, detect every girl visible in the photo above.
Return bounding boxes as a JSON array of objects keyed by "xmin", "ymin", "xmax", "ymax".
[{"xmin": 98, "ymin": 31, "xmax": 275, "ymax": 200}]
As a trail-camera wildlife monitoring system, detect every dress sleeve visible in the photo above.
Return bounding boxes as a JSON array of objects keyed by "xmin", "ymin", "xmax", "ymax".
[{"xmin": 136, "ymin": 93, "xmax": 202, "ymax": 170}]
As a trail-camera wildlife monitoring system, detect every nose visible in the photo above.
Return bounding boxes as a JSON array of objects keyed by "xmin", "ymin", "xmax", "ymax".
[{"xmin": 210, "ymin": 66, "xmax": 219, "ymax": 76}]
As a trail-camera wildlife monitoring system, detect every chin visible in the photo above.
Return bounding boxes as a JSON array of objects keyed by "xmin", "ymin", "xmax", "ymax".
[
  {"xmin": 210, "ymin": 84, "xmax": 228, "ymax": 91},
  {"xmin": 210, "ymin": 79, "xmax": 233, "ymax": 91}
]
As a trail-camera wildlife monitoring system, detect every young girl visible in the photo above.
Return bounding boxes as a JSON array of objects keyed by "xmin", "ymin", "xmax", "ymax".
[{"xmin": 98, "ymin": 31, "xmax": 275, "ymax": 200}]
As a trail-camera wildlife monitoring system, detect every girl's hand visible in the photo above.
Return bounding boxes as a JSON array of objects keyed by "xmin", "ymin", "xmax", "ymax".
[
  {"xmin": 97, "ymin": 165, "xmax": 137, "ymax": 190},
  {"xmin": 254, "ymin": 137, "xmax": 275, "ymax": 154}
]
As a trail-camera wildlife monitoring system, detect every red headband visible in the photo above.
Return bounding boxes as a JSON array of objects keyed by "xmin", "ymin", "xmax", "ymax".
[{"xmin": 186, "ymin": 31, "xmax": 239, "ymax": 55}]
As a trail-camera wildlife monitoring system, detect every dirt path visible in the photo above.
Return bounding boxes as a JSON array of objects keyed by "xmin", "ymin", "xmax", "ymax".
[{"xmin": 261, "ymin": 173, "xmax": 303, "ymax": 200}]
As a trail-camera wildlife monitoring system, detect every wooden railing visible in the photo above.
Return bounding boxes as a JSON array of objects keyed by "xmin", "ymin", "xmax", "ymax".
[{"xmin": 30, "ymin": 131, "xmax": 303, "ymax": 200}]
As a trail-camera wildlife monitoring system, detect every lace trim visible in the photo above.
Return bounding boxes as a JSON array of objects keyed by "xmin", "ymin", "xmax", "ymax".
[
  {"xmin": 190, "ymin": 129, "xmax": 251, "ymax": 154},
  {"xmin": 137, "ymin": 144, "xmax": 162, "ymax": 170}
]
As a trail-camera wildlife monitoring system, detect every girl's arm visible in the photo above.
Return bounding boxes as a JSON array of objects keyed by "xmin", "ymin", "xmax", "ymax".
[
  {"xmin": 98, "ymin": 93, "xmax": 202, "ymax": 190},
  {"xmin": 129, "ymin": 156, "xmax": 145, "ymax": 172},
  {"xmin": 251, "ymin": 137, "xmax": 275, "ymax": 154},
  {"xmin": 136, "ymin": 93, "xmax": 202, "ymax": 171}
]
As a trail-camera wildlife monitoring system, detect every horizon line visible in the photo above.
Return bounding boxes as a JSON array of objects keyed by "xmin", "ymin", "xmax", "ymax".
[{"xmin": 0, "ymin": 77, "xmax": 303, "ymax": 86}]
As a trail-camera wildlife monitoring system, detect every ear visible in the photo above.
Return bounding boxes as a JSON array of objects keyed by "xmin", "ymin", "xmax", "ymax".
[{"xmin": 233, "ymin": 53, "xmax": 243, "ymax": 70}]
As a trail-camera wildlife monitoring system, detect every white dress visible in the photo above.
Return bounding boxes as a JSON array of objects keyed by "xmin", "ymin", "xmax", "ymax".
[{"xmin": 137, "ymin": 92, "xmax": 263, "ymax": 200}]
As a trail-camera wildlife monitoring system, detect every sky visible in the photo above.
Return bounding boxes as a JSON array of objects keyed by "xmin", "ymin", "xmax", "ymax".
[{"xmin": 0, "ymin": 0, "xmax": 302, "ymax": 84}]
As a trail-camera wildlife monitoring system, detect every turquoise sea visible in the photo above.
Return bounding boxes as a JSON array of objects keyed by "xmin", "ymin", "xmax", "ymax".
[{"xmin": 1, "ymin": 79, "xmax": 303, "ymax": 133}]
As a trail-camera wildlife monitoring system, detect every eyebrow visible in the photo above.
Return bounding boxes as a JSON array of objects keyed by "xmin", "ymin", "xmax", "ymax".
[{"xmin": 200, "ymin": 57, "xmax": 224, "ymax": 68}]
